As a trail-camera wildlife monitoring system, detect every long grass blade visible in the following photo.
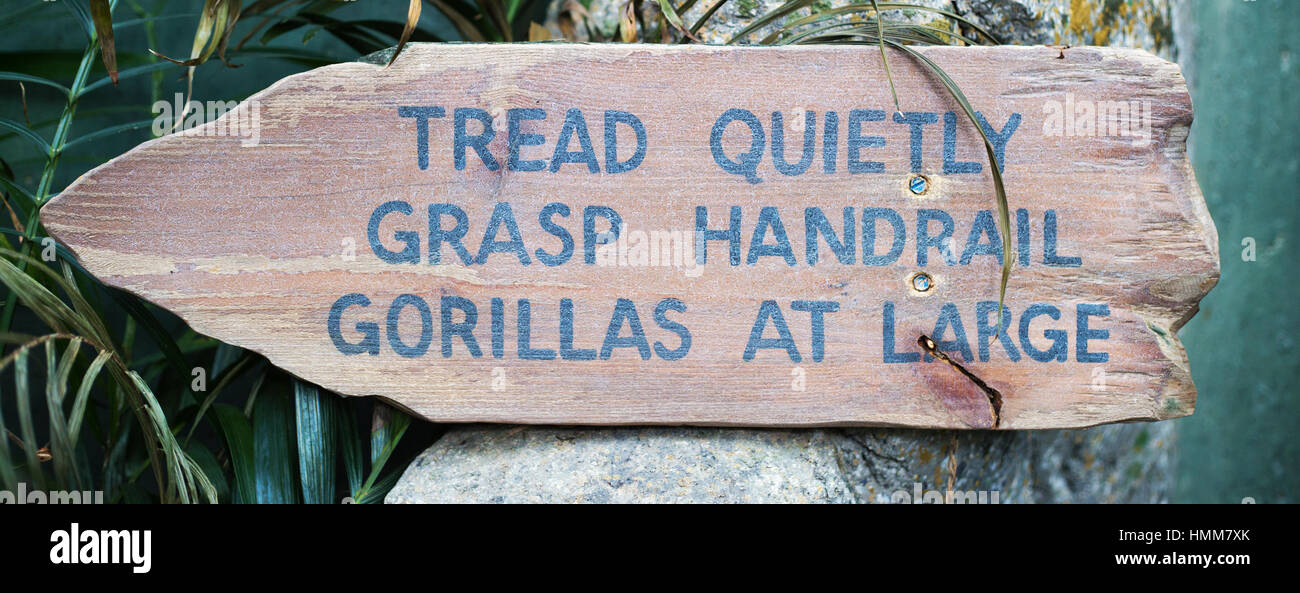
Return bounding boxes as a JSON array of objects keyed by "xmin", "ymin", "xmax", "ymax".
[
  {"xmin": 108, "ymin": 290, "xmax": 195, "ymax": 402},
  {"xmin": 352, "ymin": 403, "xmax": 410, "ymax": 502},
  {"xmin": 68, "ymin": 350, "xmax": 113, "ymax": 446},
  {"xmin": 129, "ymin": 370, "xmax": 217, "ymax": 503},
  {"xmin": 149, "ymin": 0, "xmax": 243, "ymax": 129},
  {"xmin": 45, "ymin": 338, "xmax": 82, "ymax": 488},
  {"xmin": 369, "ymin": 403, "xmax": 409, "ymax": 467},
  {"xmin": 887, "ymin": 42, "xmax": 1012, "ymax": 332},
  {"xmin": 656, "ymin": 0, "xmax": 698, "ymax": 40},
  {"xmin": 0, "ymin": 254, "xmax": 196, "ymax": 501},
  {"xmin": 184, "ymin": 440, "xmax": 229, "ymax": 502},
  {"xmin": 355, "ymin": 463, "xmax": 407, "ymax": 504},
  {"xmin": 689, "ymin": 0, "xmax": 729, "ymax": 36},
  {"xmin": 784, "ymin": 21, "xmax": 971, "ymax": 46},
  {"xmin": 480, "ymin": 0, "xmax": 513, "ymax": 41},
  {"xmin": 184, "ymin": 351, "xmax": 253, "ymax": 446},
  {"xmin": 0, "ymin": 373, "xmax": 17, "ymax": 490},
  {"xmin": 739, "ymin": 2, "xmax": 999, "ymax": 45},
  {"xmin": 870, "ymin": 2, "xmax": 901, "ymax": 115},
  {"xmin": 12, "ymin": 346, "xmax": 43, "ymax": 490}
]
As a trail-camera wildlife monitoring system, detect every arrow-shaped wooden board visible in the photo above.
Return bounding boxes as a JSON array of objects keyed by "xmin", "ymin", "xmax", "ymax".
[{"xmin": 42, "ymin": 44, "xmax": 1219, "ymax": 429}]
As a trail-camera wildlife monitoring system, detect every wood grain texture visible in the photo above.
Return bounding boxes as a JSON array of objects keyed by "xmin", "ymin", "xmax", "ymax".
[{"xmin": 41, "ymin": 43, "xmax": 1219, "ymax": 429}]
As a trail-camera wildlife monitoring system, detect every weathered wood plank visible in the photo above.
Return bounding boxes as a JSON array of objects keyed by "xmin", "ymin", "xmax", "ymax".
[{"xmin": 41, "ymin": 43, "xmax": 1218, "ymax": 428}]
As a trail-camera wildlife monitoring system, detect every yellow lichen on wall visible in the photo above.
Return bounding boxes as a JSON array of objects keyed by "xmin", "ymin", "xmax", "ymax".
[{"xmin": 1050, "ymin": 0, "xmax": 1175, "ymax": 58}]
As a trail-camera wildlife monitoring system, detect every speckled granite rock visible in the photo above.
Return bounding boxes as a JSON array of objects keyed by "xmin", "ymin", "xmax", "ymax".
[
  {"xmin": 387, "ymin": 426, "xmax": 856, "ymax": 503},
  {"xmin": 390, "ymin": 0, "xmax": 1183, "ymax": 504},
  {"xmin": 387, "ymin": 423, "xmax": 1173, "ymax": 503}
]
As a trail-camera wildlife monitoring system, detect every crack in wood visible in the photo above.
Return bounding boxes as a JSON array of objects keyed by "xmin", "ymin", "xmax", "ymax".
[{"xmin": 919, "ymin": 335, "xmax": 1004, "ymax": 429}]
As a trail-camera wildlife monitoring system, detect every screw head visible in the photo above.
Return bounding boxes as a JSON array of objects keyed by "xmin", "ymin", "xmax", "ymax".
[
  {"xmin": 908, "ymin": 174, "xmax": 929, "ymax": 195},
  {"xmin": 910, "ymin": 272, "xmax": 933, "ymax": 292}
]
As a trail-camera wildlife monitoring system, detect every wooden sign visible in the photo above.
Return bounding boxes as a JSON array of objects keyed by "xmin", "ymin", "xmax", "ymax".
[{"xmin": 41, "ymin": 44, "xmax": 1219, "ymax": 429}]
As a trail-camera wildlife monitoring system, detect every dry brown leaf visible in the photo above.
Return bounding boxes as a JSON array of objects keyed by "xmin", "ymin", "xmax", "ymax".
[
  {"xmin": 620, "ymin": 1, "xmax": 638, "ymax": 43},
  {"xmin": 88, "ymin": 0, "xmax": 118, "ymax": 84},
  {"xmin": 528, "ymin": 22, "xmax": 552, "ymax": 41},
  {"xmin": 388, "ymin": 0, "xmax": 422, "ymax": 67}
]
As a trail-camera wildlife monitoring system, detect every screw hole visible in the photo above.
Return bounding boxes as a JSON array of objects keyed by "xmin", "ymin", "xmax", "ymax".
[
  {"xmin": 908, "ymin": 174, "xmax": 930, "ymax": 195},
  {"xmin": 910, "ymin": 272, "xmax": 933, "ymax": 293}
]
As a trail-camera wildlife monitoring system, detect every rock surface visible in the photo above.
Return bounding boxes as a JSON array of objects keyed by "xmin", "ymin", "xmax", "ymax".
[
  {"xmin": 549, "ymin": 0, "xmax": 1174, "ymax": 50},
  {"xmin": 386, "ymin": 423, "xmax": 1174, "ymax": 503},
  {"xmin": 389, "ymin": 0, "xmax": 1184, "ymax": 504}
]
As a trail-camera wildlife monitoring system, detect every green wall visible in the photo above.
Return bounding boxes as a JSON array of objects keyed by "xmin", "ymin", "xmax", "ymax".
[{"xmin": 1176, "ymin": 0, "xmax": 1299, "ymax": 503}]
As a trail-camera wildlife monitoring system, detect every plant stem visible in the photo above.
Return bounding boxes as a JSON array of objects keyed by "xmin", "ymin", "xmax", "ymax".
[{"xmin": 0, "ymin": 35, "xmax": 102, "ymax": 334}]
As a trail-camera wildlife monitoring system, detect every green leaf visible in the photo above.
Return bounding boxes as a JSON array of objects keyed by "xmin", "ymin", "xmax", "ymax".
[
  {"xmin": 112, "ymin": 13, "xmax": 202, "ymax": 31},
  {"xmin": 0, "ymin": 253, "xmax": 78, "ymax": 336},
  {"xmin": 0, "ymin": 256, "xmax": 169, "ymax": 490},
  {"xmin": 45, "ymin": 338, "xmax": 82, "ymax": 489},
  {"xmin": 212, "ymin": 403, "xmax": 255, "ymax": 504},
  {"xmin": 185, "ymin": 440, "xmax": 230, "ymax": 503},
  {"xmin": 62, "ymin": 0, "xmax": 95, "ymax": 39},
  {"xmin": 337, "ymin": 402, "xmax": 364, "ymax": 495},
  {"xmin": 253, "ymin": 375, "xmax": 297, "ymax": 504},
  {"xmin": 82, "ymin": 61, "xmax": 182, "ymax": 95},
  {"xmin": 689, "ymin": 0, "xmax": 730, "ymax": 36},
  {"xmin": 345, "ymin": 19, "xmax": 444, "ymax": 43},
  {"xmin": 0, "ymin": 72, "xmax": 70, "ymax": 96},
  {"xmin": 0, "ymin": 118, "xmax": 52, "ymax": 155},
  {"xmin": 354, "ymin": 403, "xmax": 411, "ymax": 502},
  {"xmin": 355, "ymin": 465, "xmax": 404, "ymax": 504},
  {"xmin": 184, "ymin": 350, "xmax": 253, "ymax": 446},
  {"xmin": 260, "ymin": 14, "xmax": 390, "ymax": 55},
  {"xmin": 57, "ymin": 263, "xmax": 115, "ymax": 355},
  {"xmin": 11, "ymin": 346, "xmax": 44, "ymax": 491},
  {"xmin": 656, "ymin": 0, "xmax": 696, "ymax": 40},
  {"xmin": 293, "ymin": 380, "xmax": 337, "ymax": 504},
  {"xmin": 369, "ymin": 403, "xmax": 410, "ymax": 467},
  {"xmin": 67, "ymin": 350, "xmax": 113, "ymax": 447},
  {"xmin": 63, "ymin": 119, "xmax": 155, "ymax": 151},
  {"xmin": 129, "ymin": 370, "xmax": 217, "ymax": 503},
  {"xmin": 242, "ymin": 369, "xmax": 265, "ymax": 417},
  {"xmin": 0, "ymin": 359, "xmax": 17, "ymax": 490},
  {"xmin": 108, "ymin": 289, "xmax": 195, "ymax": 402},
  {"xmin": 0, "ymin": 178, "xmax": 37, "ymax": 210},
  {"xmin": 211, "ymin": 342, "xmax": 242, "ymax": 379},
  {"xmin": 232, "ymin": 46, "xmax": 344, "ymax": 67},
  {"xmin": 425, "ymin": 0, "xmax": 490, "ymax": 42}
]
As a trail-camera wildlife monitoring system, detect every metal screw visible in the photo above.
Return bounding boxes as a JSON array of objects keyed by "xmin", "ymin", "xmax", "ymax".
[
  {"xmin": 910, "ymin": 272, "xmax": 933, "ymax": 292},
  {"xmin": 908, "ymin": 174, "xmax": 929, "ymax": 195}
]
